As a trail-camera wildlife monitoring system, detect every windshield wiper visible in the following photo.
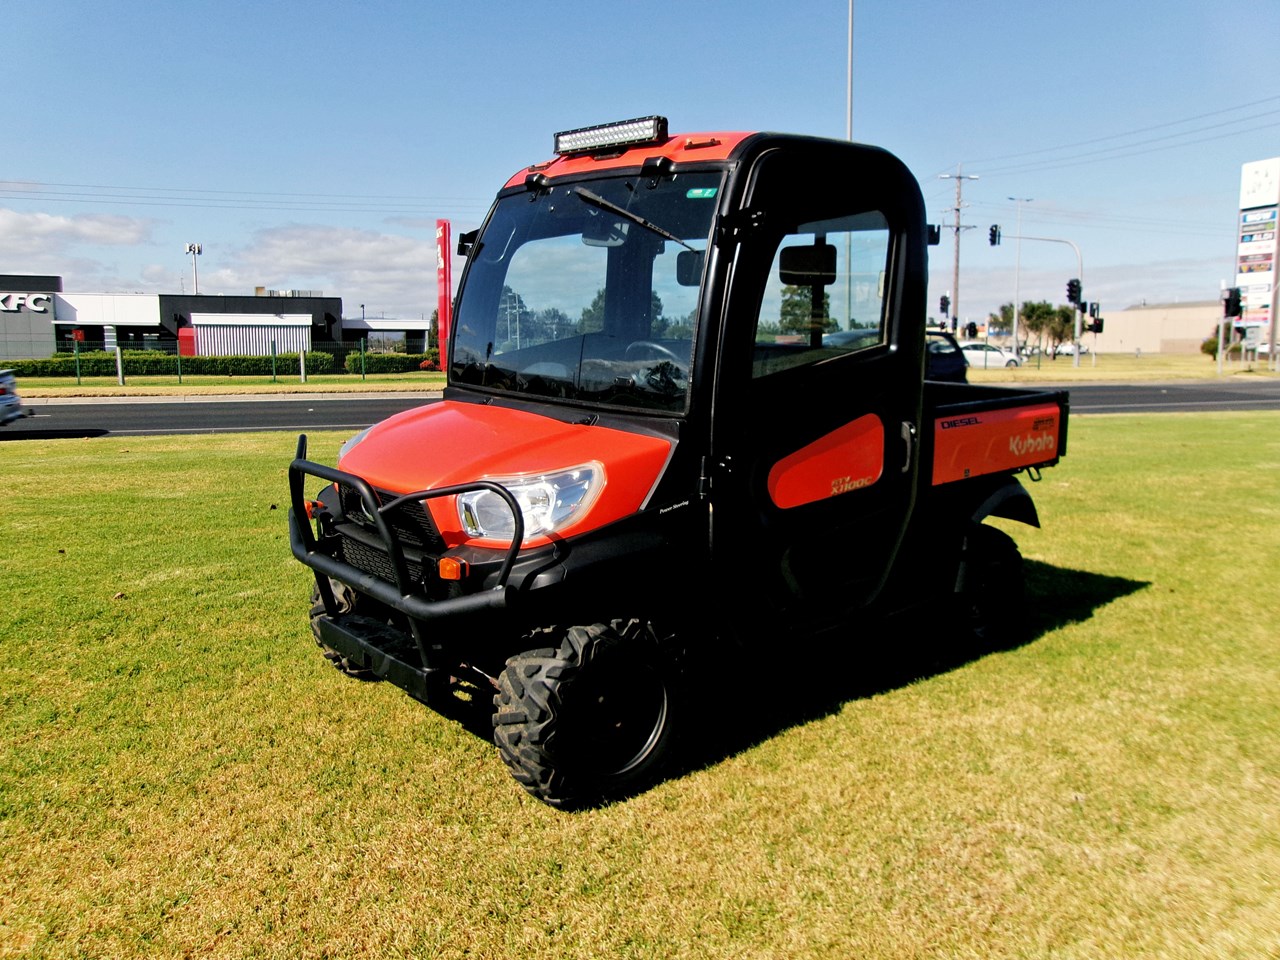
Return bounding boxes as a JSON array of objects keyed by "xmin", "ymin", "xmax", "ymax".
[{"xmin": 573, "ymin": 187, "xmax": 695, "ymax": 252}]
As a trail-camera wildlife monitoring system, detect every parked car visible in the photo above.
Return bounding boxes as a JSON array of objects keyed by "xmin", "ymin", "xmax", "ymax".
[
  {"xmin": 925, "ymin": 329, "xmax": 968, "ymax": 382},
  {"xmin": 0, "ymin": 369, "xmax": 30, "ymax": 426},
  {"xmin": 1051, "ymin": 342, "xmax": 1088, "ymax": 357},
  {"xmin": 959, "ymin": 341, "xmax": 1021, "ymax": 368}
]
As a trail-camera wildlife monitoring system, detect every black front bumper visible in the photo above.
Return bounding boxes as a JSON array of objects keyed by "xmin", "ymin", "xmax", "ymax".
[{"xmin": 288, "ymin": 435, "xmax": 526, "ymax": 699}]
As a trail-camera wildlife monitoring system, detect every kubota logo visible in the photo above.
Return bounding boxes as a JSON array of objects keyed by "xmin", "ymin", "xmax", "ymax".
[{"xmin": 1009, "ymin": 432, "xmax": 1056, "ymax": 456}]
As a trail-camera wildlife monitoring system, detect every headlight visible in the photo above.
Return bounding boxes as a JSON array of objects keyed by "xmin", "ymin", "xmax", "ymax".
[
  {"xmin": 338, "ymin": 427, "xmax": 372, "ymax": 462},
  {"xmin": 457, "ymin": 463, "xmax": 603, "ymax": 541}
]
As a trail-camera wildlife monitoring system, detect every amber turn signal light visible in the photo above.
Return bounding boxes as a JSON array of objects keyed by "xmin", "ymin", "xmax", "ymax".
[{"xmin": 436, "ymin": 557, "xmax": 469, "ymax": 581}]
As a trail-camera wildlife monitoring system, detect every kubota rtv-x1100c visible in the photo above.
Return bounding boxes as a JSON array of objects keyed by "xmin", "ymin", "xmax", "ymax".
[{"xmin": 289, "ymin": 116, "xmax": 1068, "ymax": 809}]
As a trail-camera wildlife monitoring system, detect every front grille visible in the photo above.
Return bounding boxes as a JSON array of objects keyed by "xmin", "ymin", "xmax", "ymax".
[
  {"xmin": 337, "ymin": 483, "xmax": 447, "ymax": 553},
  {"xmin": 339, "ymin": 533, "xmax": 425, "ymax": 584}
]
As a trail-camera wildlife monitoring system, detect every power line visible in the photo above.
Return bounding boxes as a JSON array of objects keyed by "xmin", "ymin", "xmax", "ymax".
[
  {"xmin": 979, "ymin": 115, "xmax": 1280, "ymax": 178},
  {"xmin": 0, "ymin": 180, "xmax": 493, "ymax": 216},
  {"xmin": 967, "ymin": 94, "xmax": 1280, "ymax": 166},
  {"xmin": 0, "ymin": 179, "xmax": 487, "ymax": 204}
]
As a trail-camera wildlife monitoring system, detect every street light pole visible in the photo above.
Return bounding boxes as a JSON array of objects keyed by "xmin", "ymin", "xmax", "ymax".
[
  {"xmin": 184, "ymin": 243, "xmax": 202, "ymax": 294},
  {"xmin": 1008, "ymin": 198, "xmax": 1032, "ymax": 353},
  {"xmin": 1008, "ymin": 233, "xmax": 1084, "ymax": 367},
  {"xmin": 844, "ymin": 0, "xmax": 854, "ymax": 327},
  {"xmin": 846, "ymin": 0, "xmax": 854, "ymax": 141}
]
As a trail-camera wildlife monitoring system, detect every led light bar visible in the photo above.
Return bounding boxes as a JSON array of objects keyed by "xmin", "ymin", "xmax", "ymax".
[{"xmin": 553, "ymin": 116, "xmax": 669, "ymax": 156}]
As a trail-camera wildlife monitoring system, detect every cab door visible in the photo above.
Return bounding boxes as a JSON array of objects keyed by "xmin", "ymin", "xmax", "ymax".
[{"xmin": 707, "ymin": 141, "xmax": 927, "ymax": 628}]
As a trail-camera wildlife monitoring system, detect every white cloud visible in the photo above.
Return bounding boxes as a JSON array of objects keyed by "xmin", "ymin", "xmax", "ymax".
[
  {"xmin": 0, "ymin": 208, "xmax": 154, "ymax": 256},
  {"xmin": 223, "ymin": 224, "xmax": 449, "ymax": 318}
]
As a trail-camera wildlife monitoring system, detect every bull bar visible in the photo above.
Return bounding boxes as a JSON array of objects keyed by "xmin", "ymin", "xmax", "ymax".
[{"xmin": 288, "ymin": 434, "xmax": 525, "ymax": 694}]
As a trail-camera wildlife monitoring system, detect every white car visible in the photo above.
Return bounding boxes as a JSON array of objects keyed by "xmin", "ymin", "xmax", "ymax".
[
  {"xmin": 958, "ymin": 341, "xmax": 1021, "ymax": 368},
  {"xmin": 1051, "ymin": 342, "xmax": 1089, "ymax": 357}
]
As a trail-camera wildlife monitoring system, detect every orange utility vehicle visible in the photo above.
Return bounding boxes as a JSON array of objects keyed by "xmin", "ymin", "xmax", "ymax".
[{"xmin": 289, "ymin": 117, "xmax": 1068, "ymax": 809}]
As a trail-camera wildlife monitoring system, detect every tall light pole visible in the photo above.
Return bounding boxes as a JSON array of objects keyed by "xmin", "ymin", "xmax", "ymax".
[
  {"xmin": 1010, "ymin": 234, "xmax": 1084, "ymax": 367},
  {"xmin": 1008, "ymin": 197, "xmax": 1032, "ymax": 352},
  {"xmin": 843, "ymin": 0, "xmax": 854, "ymax": 327},
  {"xmin": 940, "ymin": 167, "xmax": 978, "ymax": 332},
  {"xmin": 184, "ymin": 243, "xmax": 202, "ymax": 294},
  {"xmin": 846, "ymin": 0, "xmax": 854, "ymax": 140}
]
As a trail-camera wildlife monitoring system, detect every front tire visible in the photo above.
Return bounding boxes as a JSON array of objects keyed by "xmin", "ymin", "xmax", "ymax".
[
  {"xmin": 493, "ymin": 620, "xmax": 680, "ymax": 809},
  {"xmin": 308, "ymin": 579, "xmax": 383, "ymax": 681}
]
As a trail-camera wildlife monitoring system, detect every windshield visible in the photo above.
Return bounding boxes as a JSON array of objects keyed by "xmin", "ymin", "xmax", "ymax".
[{"xmin": 450, "ymin": 171, "xmax": 723, "ymax": 413}]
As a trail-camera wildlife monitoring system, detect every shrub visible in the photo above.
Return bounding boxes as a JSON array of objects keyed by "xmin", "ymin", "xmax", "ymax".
[
  {"xmin": 9, "ymin": 350, "xmax": 334, "ymax": 377},
  {"xmin": 344, "ymin": 349, "xmax": 439, "ymax": 374},
  {"xmin": 1201, "ymin": 325, "xmax": 1242, "ymax": 359}
]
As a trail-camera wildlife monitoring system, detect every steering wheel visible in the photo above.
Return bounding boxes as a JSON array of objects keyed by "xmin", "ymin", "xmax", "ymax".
[{"xmin": 625, "ymin": 340, "xmax": 682, "ymax": 363}]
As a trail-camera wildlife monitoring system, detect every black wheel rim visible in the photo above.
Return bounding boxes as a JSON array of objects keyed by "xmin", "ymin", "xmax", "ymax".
[{"xmin": 555, "ymin": 646, "xmax": 668, "ymax": 778}]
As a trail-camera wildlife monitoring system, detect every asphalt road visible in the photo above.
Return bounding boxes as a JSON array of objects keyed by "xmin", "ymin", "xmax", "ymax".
[
  {"xmin": 5, "ymin": 393, "xmax": 439, "ymax": 440},
  {"xmin": 4, "ymin": 380, "xmax": 1280, "ymax": 440}
]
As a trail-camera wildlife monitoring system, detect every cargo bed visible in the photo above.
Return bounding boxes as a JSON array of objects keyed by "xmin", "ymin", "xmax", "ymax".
[{"xmin": 923, "ymin": 382, "xmax": 1069, "ymax": 486}]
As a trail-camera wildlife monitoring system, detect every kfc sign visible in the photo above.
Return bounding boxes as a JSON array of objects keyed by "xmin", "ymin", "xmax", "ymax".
[{"xmin": 0, "ymin": 293, "xmax": 51, "ymax": 313}]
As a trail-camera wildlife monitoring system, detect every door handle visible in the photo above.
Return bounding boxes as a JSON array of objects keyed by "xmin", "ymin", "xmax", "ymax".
[{"xmin": 900, "ymin": 421, "xmax": 917, "ymax": 473}]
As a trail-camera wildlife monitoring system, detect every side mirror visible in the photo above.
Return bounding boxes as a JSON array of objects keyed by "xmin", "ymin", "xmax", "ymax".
[
  {"xmin": 676, "ymin": 249, "xmax": 704, "ymax": 286},
  {"xmin": 779, "ymin": 242, "xmax": 836, "ymax": 286}
]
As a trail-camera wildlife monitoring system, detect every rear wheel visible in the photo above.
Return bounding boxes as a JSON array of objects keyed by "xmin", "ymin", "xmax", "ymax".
[
  {"xmin": 493, "ymin": 620, "xmax": 680, "ymax": 809},
  {"xmin": 957, "ymin": 523, "xmax": 1026, "ymax": 647}
]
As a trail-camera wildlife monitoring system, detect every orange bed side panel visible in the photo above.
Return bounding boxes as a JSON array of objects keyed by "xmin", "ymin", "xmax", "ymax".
[{"xmin": 932, "ymin": 402, "xmax": 1062, "ymax": 486}]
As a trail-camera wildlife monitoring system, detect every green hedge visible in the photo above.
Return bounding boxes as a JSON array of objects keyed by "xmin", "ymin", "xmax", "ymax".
[
  {"xmin": 8, "ymin": 350, "xmax": 335, "ymax": 377},
  {"xmin": 343, "ymin": 349, "xmax": 439, "ymax": 374}
]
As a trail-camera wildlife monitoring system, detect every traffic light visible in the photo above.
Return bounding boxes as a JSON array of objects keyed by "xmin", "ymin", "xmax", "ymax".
[
  {"xmin": 965, "ymin": 321, "xmax": 978, "ymax": 339},
  {"xmin": 1066, "ymin": 278, "xmax": 1082, "ymax": 305},
  {"xmin": 1087, "ymin": 317, "xmax": 1104, "ymax": 334},
  {"xmin": 940, "ymin": 294, "xmax": 950, "ymax": 317},
  {"xmin": 988, "ymin": 224, "xmax": 1001, "ymax": 246},
  {"xmin": 1224, "ymin": 287, "xmax": 1242, "ymax": 317}
]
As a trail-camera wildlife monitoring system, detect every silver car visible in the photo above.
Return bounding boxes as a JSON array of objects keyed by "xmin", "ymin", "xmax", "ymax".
[
  {"xmin": 0, "ymin": 369, "xmax": 30, "ymax": 426},
  {"xmin": 959, "ymin": 341, "xmax": 1021, "ymax": 368}
]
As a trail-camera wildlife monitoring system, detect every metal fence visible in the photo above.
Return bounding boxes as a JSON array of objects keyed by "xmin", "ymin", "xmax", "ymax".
[{"xmin": 3, "ymin": 339, "xmax": 441, "ymax": 385}]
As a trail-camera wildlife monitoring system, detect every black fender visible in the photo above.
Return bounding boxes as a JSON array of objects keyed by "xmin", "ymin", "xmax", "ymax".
[{"xmin": 969, "ymin": 474, "xmax": 1040, "ymax": 528}]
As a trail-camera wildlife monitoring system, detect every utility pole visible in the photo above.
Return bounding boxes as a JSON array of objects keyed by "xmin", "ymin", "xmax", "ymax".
[{"xmin": 940, "ymin": 166, "xmax": 978, "ymax": 331}]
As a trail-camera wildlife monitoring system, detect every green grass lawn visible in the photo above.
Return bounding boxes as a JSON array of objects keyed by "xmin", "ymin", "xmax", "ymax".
[{"xmin": 2, "ymin": 414, "xmax": 1278, "ymax": 958}]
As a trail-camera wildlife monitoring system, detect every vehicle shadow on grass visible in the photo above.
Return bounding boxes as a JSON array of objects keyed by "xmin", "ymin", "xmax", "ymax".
[
  {"xmin": 676, "ymin": 559, "xmax": 1149, "ymax": 782},
  {"xmin": 419, "ymin": 560, "xmax": 1149, "ymax": 808}
]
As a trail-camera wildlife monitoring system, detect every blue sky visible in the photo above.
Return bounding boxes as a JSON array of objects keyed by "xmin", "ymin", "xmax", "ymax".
[{"xmin": 5, "ymin": 0, "xmax": 1278, "ymax": 325}]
